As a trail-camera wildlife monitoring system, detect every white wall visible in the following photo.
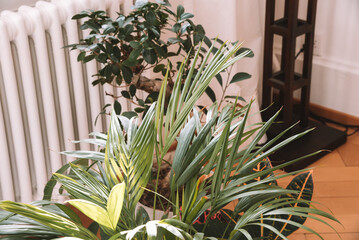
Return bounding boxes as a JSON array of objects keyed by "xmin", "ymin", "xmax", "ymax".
[
  {"xmin": 276, "ymin": 0, "xmax": 359, "ymax": 118},
  {"xmin": 309, "ymin": 0, "xmax": 359, "ymax": 118}
]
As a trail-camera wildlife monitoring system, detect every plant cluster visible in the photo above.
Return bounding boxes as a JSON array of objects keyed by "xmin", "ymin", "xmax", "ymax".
[
  {"xmin": 0, "ymin": 41, "xmax": 339, "ymax": 240},
  {"xmin": 70, "ymin": 0, "xmax": 252, "ymax": 119}
]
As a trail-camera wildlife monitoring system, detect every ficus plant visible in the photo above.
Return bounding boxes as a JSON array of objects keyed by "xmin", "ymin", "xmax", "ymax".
[
  {"xmin": 69, "ymin": 0, "xmax": 252, "ymax": 119},
  {"xmin": 0, "ymin": 41, "xmax": 339, "ymax": 240}
]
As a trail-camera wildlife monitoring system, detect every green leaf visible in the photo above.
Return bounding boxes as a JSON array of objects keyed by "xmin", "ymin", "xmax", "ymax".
[
  {"xmin": 135, "ymin": 107, "xmax": 145, "ymax": 113},
  {"xmin": 121, "ymin": 65, "xmax": 133, "ymax": 83},
  {"xmin": 146, "ymin": 11, "xmax": 156, "ymax": 25},
  {"xmin": 122, "ymin": 111, "xmax": 138, "ymax": 119},
  {"xmin": 180, "ymin": 13, "xmax": 194, "ymax": 21},
  {"xmin": 96, "ymin": 53, "xmax": 107, "ymax": 63},
  {"xmin": 121, "ymin": 91, "xmax": 131, "ymax": 99},
  {"xmin": 172, "ymin": 23, "xmax": 181, "ymax": 33},
  {"xmin": 153, "ymin": 64, "xmax": 165, "ymax": 73},
  {"xmin": 114, "ymin": 100, "xmax": 122, "ymax": 115},
  {"xmin": 107, "ymin": 183, "xmax": 125, "ymax": 229},
  {"xmin": 130, "ymin": 41, "xmax": 141, "ymax": 49},
  {"xmin": 236, "ymin": 47, "xmax": 254, "ymax": 57},
  {"xmin": 0, "ymin": 201, "xmax": 98, "ymax": 239},
  {"xmin": 143, "ymin": 49, "xmax": 157, "ymax": 64},
  {"xmin": 224, "ymin": 95, "xmax": 246, "ymax": 102},
  {"xmin": 168, "ymin": 37, "xmax": 180, "ymax": 44},
  {"xmin": 215, "ymin": 73, "xmax": 223, "ymax": 86},
  {"xmin": 230, "ymin": 72, "xmax": 251, "ymax": 84},
  {"xmin": 83, "ymin": 55, "xmax": 96, "ymax": 63},
  {"xmin": 205, "ymin": 86, "xmax": 216, "ymax": 102},
  {"xmin": 72, "ymin": 13, "xmax": 89, "ymax": 20},
  {"xmin": 67, "ymin": 200, "xmax": 113, "ymax": 230},
  {"xmin": 128, "ymin": 47, "xmax": 142, "ymax": 62},
  {"xmin": 177, "ymin": 5, "xmax": 185, "ymax": 18},
  {"xmin": 77, "ymin": 51, "xmax": 86, "ymax": 62},
  {"xmin": 129, "ymin": 84, "xmax": 136, "ymax": 97},
  {"xmin": 136, "ymin": 206, "xmax": 150, "ymax": 225},
  {"xmin": 123, "ymin": 24, "xmax": 134, "ymax": 36}
]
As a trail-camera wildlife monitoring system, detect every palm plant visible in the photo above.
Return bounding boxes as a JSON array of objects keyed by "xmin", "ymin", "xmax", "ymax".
[{"xmin": 0, "ymin": 41, "xmax": 339, "ymax": 240}]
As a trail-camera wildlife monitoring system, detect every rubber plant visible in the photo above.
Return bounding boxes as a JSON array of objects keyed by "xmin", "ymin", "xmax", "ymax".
[
  {"xmin": 0, "ymin": 42, "xmax": 339, "ymax": 239},
  {"xmin": 69, "ymin": 0, "xmax": 252, "ymax": 119}
]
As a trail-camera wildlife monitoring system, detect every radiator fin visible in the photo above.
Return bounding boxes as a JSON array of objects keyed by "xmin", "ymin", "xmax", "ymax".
[{"xmin": 0, "ymin": 0, "xmax": 124, "ymax": 202}]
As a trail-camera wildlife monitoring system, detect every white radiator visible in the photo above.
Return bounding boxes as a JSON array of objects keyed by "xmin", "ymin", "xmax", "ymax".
[{"xmin": 0, "ymin": 0, "xmax": 133, "ymax": 202}]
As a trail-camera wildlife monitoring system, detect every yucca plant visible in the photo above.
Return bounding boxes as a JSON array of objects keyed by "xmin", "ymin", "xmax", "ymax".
[{"xmin": 0, "ymin": 42, "xmax": 339, "ymax": 240}]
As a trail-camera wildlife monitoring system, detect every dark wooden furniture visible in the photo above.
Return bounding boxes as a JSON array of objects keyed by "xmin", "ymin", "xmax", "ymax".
[
  {"xmin": 262, "ymin": 0, "xmax": 317, "ymax": 127},
  {"xmin": 261, "ymin": 0, "xmax": 347, "ymax": 171}
]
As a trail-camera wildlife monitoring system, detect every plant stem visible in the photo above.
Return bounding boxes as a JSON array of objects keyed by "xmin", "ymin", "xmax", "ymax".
[{"xmin": 218, "ymin": 65, "xmax": 234, "ymax": 108}]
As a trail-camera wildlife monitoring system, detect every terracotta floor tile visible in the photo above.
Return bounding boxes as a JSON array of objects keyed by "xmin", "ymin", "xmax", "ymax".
[{"xmin": 337, "ymin": 142, "xmax": 359, "ymax": 166}]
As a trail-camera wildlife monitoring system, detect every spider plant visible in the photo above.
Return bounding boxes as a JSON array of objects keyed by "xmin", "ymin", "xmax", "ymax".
[{"xmin": 0, "ymin": 41, "xmax": 339, "ymax": 240}]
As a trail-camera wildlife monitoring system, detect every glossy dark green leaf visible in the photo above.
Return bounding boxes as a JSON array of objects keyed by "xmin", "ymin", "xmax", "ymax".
[
  {"xmin": 230, "ymin": 72, "xmax": 251, "ymax": 84},
  {"xmin": 138, "ymin": 99, "xmax": 145, "ymax": 106},
  {"xmin": 203, "ymin": 36, "xmax": 212, "ymax": 48},
  {"xmin": 145, "ymin": 92, "xmax": 159, "ymax": 103},
  {"xmin": 83, "ymin": 55, "xmax": 96, "ymax": 63},
  {"xmin": 172, "ymin": 23, "xmax": 181, "ymax": 33},
  {"xmin": 153, "ymin": 65, "xmax": 165, "ymax": 74},
  {"xmin": 134, "ymin": 107, "xmax": 145, "ymax": 113},
  {"xmin": 146, "ymin": 11, "xmax": 156, "ymax": 25},
  {"xmin": 177, "ymin": 5, "xmax": 184, "ymax": 18},
  {"xmin": 143, "ymin": 49, "xmax": 157, "ymax": 64},
  {"xmin": 205, "ymin": 86, "xmax": 216, "ymax": 102},
  {"xmin": 113, "ymin": 46, "xmax": 122, "ymax": 59},
  {"xmin": 265, "ymin": 172, "xmax": 314, "ymax": 239},
  {"xmin": 168, "ymin": 37, "xmax": 180, "ymax": 44},
  {"xmin": 180, "ymin": 13, "xmax": 194, "ymax": 21},
  {"xmin": 82, "ymin": 20, "xmax": 100, "ymax": 33},
  {"xmin": 121, "ymin": 65, "xmax": 133, "ymax": 83},
  {"xmin": 128, "ymin": 47, "xmax": 142, "ymax": 62},
  {"xmin": 123, "ymin": 24, "xmax": 134, "ymax": 36},
  {"xmin": 236, "ymin": 47, "xmax": 254, "ymax": 57},
  {"xmin": 103, "ymin": 26, "xmax": 116, "ymax": 34},
  {"xmin": 193, "ymin": 209, "xmax": 236, "ymax": 239},
  {"xmin": 77, "ymin": 51, "xmax": 86, "ymax": 62},
  {"xmin": 104, "ymin": 65, "xmax": 112, "ymax": 80},
  {"xmin": 121, "ymin": 91, "xmax": 131, "ymax": 99},
  {"xmin": 111, "ymin": 64, "xmax": 121, "ymax": 75},
  {"xmin": 115, "ymin": 76, "xmax": 122, "ymax": 86},
  {"xmin": 196, "ymin": 24, "xmax": 205, "ymax": 35},
  {"xmin": 136, "ymin": 206, "xmax": 150, "ymax": 225},
  {"xmin": 129, "ymin": 84, "xmax": 136, "ymax": 97},
  {"xmin": 96, "ymin": 53, "xmax": 107, "ymax": 63},
  {"xmin": 224, "ymin": 95, "xmax": 246, "ymax": 102},
  {"xmin": 121, "ymin": 111, "xmax": 138, "ymax": 119},
  {"xmin": 215, "ymin": 73, "xmax": 223, "ymax": 86},
  {"xmin": 114, "ymin": 100, "xmax": 122, "ymax": 115},
  {"xmin": 130, "ymin": 41, "xmax": 141, "ymax": 49},
  {"xmin": 72, "ymin": 13, "xmax": 89, "ymax": 20}
]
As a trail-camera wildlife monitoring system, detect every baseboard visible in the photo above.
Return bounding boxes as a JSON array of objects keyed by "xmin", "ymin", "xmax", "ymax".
[
  {"xmin": 274, "ymin": 90, "xmax": 359, "ymax": 126},
  {"xmin": 308, "ymin": 101, "xmax": 359, "ymax": 126}
]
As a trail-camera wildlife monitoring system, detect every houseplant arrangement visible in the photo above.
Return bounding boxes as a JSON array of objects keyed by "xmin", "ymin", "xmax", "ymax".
[
  {"xmin": 0, "ymin": 41, "xmax": 339, "ymax": 239},
  {"xmin": 69, "ymin": 0, "xmax": 252, "ymax": 118}
]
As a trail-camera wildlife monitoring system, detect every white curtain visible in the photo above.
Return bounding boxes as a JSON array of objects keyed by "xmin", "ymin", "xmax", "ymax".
[{"xmin": 176, "ymin": 0, "xmax": 266, "ymax": 141}]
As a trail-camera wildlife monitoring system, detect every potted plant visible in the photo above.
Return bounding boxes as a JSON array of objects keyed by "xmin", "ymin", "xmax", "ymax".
[
  {"xmin": 69, "ymin": 0, "xmax": 252, "ymax": 119},
  {"xmin": 0, "ymin": 41, "xmax": 339, "ymax": 240}
]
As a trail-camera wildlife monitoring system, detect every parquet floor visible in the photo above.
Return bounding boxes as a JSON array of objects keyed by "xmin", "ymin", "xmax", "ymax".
[{"xmin": 285, "ymin": 127, "xmax": 359, "ymax": 239}]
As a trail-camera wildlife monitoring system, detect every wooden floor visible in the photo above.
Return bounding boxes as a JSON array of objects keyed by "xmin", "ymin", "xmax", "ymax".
[{"xmin": 282, "ymin": 126, "xmax": 359, "ymax": 239}]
